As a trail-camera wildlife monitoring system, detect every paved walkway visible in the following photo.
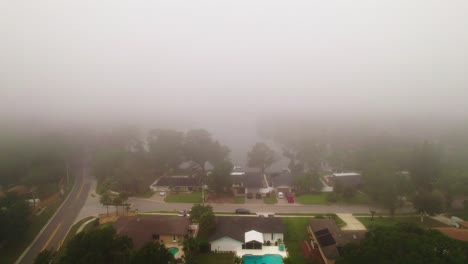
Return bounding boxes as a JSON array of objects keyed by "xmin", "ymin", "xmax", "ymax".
[{"xmin": 337, "ymin": 213, "xmax": 367, "ymax": 230}]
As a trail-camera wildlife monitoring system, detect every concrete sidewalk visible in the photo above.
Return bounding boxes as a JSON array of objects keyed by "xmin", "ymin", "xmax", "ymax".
[{"xmin": 337, "ymin": 213, "xmax": 367, "ymax": 230}]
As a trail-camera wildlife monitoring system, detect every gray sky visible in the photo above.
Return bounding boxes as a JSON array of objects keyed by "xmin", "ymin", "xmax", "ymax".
[{"xmin": 1, "ymin": 0, "xmax": 468, "ymax": 127}]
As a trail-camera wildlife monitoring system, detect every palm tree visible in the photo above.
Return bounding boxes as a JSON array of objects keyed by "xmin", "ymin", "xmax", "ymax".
[{"xmin": 100, "ymin": 193, "xmax": 112, "ymax": 216}]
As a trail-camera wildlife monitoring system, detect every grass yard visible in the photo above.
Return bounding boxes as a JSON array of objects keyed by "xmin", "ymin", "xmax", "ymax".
[
  {"xmin": 282, "ymin": 217, "xmax": 310, "ymax": 264},
  {"xmin": 295, "ymin": 193, "xmax": 329, "ymax": 205},
  {"xmin": 263, "ymin": 196, "xmax": 278, "ymax": 204},
  {"xmin": 194, "ymin": 253, "xmax": 235, "ymax": 264},
  {"xmin": 341, "ymin": 192, "xmax": 369, "ymax": 204},
  {"xmin": 357, "ymin": 216, "xmax": 449, "ymax": 229},
  {"xmin": 233, "ymin": 196, "xmax": 245, "ymax": 204},
  {"xmin": 0, "ymin": 200, "xmax": 62, "ymax": 264},
  {"xmin": 164, "ymin": 192, "xmax": 202, "ymax": 203},
  {"xmin": 295, "ymin": 192, "xmax": 369, "ymax": 205}
]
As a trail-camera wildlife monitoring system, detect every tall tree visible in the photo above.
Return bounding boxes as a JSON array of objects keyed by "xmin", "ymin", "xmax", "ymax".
[
  {"xmin": 183, "ymin": 129, "xmax": 229, "ymax": 171},
  {"xmin": 412, "ymin": 189, "xmax": 445, "ymax": 222},
  {"xmin": 0, "ymin": 192, "xmax": 30, "ymax": 243},
  {"xmin": 247, "ymin": 142, "xmax": 277, "ymax": 173},
  {"xmin": 207, "ymin": 160, "xmax": 233, "ymax": 193},
  {"xmin": 60, "ymin": 225, "xmax": 133, "ymax": 264},
  {"xmin": 147, "ymin": 129, "xmax": 185, "ymax": 173},
  {"xmin": 100, "ymin": 193, "xmax": 113, "ymax": 216},
  {"xmin": 337, "ymin": 223, "xmax": 468, "ymax": 264},
  {"xmin": 410, "ymin": 142, "xmax": 441, "ymax": 190}
]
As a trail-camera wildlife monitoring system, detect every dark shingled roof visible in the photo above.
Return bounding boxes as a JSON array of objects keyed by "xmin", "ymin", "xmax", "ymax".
[
  {"xmin": 210, "ymin": 216, "xmax": 285, "ymax": 242},
  {"xmin": 270, "ymin": 172, "xmax": 293, "ymax": 187},
  {"xmin": 153, "ymin": 175, "xmax": 200, "ymax": 187},
  {"xmin": 309, "ymin": 219, "xmax": 365, "ymax": 260},
  {"xmin": 113, "ymin": 215, "xmax": 190, "ymax": 249}
]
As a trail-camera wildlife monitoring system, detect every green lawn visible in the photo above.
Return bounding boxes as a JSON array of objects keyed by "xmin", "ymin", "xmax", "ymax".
[
  {"xmin": 357, "ymin": 216, "xmax": 449, "ymax": 229},
  {"xmin": 282, "ymin": 217, "xmax": 310, "ymax": 264},
  {"xmin": 233, "ymin": 196, "xmax": 245, "ymax": 204},
  {"xmin": 0, "ymin": 200, "xmax": 62, "ymax": 264},
  {"xmin": 295, "ymin": 192, "xmax": 369, "ymax": 205},
  {"xmin": 295, "ymin": 193, "xmax": 329, "ymax": 205},
  {"xmin": 164, "ymin": 192, "xmax": 202, "ymax": 203},
  {"xmin": 263, "ymin": 196, "xmax": 278, "ymax": 204},
  {"xmin": 194, "ymin": 253, "xmax": 235, "ymax": 264}
]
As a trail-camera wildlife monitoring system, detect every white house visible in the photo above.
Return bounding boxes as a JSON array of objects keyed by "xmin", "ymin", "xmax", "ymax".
[{"xmin": 209, "ymin": 216, "xmax": 285, "ymax": 254}]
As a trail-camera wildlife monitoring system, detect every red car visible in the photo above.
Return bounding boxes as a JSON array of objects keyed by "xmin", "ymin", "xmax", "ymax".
[{"xmin": 286, "ymin": 193, "xmax": 294, "ymax": 203}]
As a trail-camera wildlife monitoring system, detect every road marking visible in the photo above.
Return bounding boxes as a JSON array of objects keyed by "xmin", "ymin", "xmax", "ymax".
[{"xmin": 41, "ymin": 222, "xmax": 62, "ymax": 251}]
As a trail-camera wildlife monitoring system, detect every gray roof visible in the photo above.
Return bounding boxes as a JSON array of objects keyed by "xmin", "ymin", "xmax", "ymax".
[
  {"xmin": 210, "ymin": 216, "xmax": 285, "ymax": 242},
  {"xmin": 113, "ymin": 215, "xmax": 190, "ymax": 249},
  {"xmin": 270, "ymin": 172, "xmax": 293, "ymax": 187},
  {"xmin": 153, "ymin": 175, "xmax": 201, "ymax": 187}
]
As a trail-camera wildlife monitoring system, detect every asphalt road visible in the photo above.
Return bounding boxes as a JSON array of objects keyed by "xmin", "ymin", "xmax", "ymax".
[{"xmin": 16, "ymin": 163, "xmax": 92, "ymax": 264}]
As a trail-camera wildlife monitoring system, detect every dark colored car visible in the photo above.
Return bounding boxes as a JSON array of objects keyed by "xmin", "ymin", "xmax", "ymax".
[
  {"xmin": 235, "ymin": 208, "xmax": 250, "ymax": 214},
  {"xmin": 247, "ymin": 193, "xmax": 253, "ymax": 199},
  {"xmin": 255, "ymin": 193, "xmax": 262, "ymax": 199}
]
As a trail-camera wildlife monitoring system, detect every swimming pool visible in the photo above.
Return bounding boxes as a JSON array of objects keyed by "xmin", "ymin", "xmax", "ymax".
[
  {"xmin": 242, "ymin": 254, "xmax": 283, "ymax": 264},
  {"xmin": 168, "ymin": 247, "xmax": 179, "ymax": 257}
]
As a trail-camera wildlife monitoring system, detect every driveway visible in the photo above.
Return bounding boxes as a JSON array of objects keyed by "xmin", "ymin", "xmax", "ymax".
[{"xmin": 337, "ymin": 213, "xmax": 367, "ymax": 230}]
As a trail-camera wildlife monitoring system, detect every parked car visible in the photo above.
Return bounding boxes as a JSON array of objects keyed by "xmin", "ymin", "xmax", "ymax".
[
  {"xmin": 235, "ymin": 208, "xmax": 250, "ymax": 214},
  {"xmin": 247, "ymin": 193, "xmax": 253, "ymax": 199},
  {"xmin": 159, "ymin": 190, "xmax": 167, "ymax": 196},
  {"xmin": 255, "ymin": 193, "xmax": 262, "ymax": 199},
  {"xmin": 277, "ymin": 192, "xmax": 284, "ymax": 199}
]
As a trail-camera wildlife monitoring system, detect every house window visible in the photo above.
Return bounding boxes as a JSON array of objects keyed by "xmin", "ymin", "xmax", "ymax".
[{"xmin": 172, "ymin": 235, "xmax": 176, "ymax": 242}]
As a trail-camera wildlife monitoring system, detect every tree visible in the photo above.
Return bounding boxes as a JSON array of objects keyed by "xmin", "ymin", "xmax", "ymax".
[
  {"xmin": 337, "ymin": 223, "xmax": 468, "ymax": 264},
  {"xmin": 291, "ymin": 172, "xmax": 323, "ymax": 194},
  {"xmin": 413, "ymin": 189, "xmax": 445, "ymax": 222},
  {"xmin": 0, "ymin": 192, "xmax": 30, "ymax": 243},
  {"xmin": 100, "ymin": 193, "xmax": 113, "ymax": 216},
  {"xmin": 131, "ymin": 241, "xmax": 175, "ymax": 264},
  {"xmin": 190, "ymin": 204, "xmax": 215, "ymax": 239},
  {"xmin": 410, "ymin": 142, "xmax": 441, "ymax": 191},
  {"xmin": 247, "ymin": 143, "xmax": 277, "ymax": 173},
  {"xmin": 207, "ymin": 160, "xmax": 233, "ymax": 193},
  {"xmin": 184, "ymin": 129, "xmax": 229, "ymax": 171},
  {"xmin": 33, "ymin": 250, "xmax": 55, "ymax": 264},
  {"xmin": 147, "ymin": 129, "xmax": 185, "ymax": 173},
  {"xmin": 113, "ymin": 196, "xmax": 123, "ymax": 216},
  {"xmin": 362, "ymin": 161, "xmax": 404, "ymax": 216},
  {"xmin": 60, "ymin": 225, "xmax": 132, "ymax": 264}
]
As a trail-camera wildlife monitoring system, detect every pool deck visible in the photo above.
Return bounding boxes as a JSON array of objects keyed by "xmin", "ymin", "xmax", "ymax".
[{"xmin": 236, "ymin": 245, "xmax": 288, "ymax": 258}]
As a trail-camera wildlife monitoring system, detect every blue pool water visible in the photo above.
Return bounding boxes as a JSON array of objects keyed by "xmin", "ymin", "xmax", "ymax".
[{"xmin": 242, "ymin": 254, "xmax": 283, "ymax": 264}]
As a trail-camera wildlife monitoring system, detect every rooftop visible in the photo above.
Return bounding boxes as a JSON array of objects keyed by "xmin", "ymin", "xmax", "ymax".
[
  {"xmin": 434, "ymin": 227, "xmax": 468, "ymax": 242},
  {"xmin": 153, "ymin": 175, "xmax": 201, "ymax": 187},
  {"xmin": 113, "ymin": 215, "xmax": 191, "ymax": 249},
  {"xmin": 210, "ymin": 216, "xmax": 285, "ymax": 242}
]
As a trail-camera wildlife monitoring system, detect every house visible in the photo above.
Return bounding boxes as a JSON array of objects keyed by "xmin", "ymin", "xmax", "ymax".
[
  {"xmin": 330, "ymin": 172, "xmax": 363, "ymax": 189},
  {"xmin": 231, "ymin": 168, "xmax": 272, "ymax": 197},
  {"xmin": 113, "ymin": 215, "xmax": 192, "ymax": 250},
  {"xmin": 209, "ymin": 216, "xmax": 285, "ymax": 256},
  {"xmin": 434, "ymin": 227, "xmax": 468, "ymax": 242},
  {"xmin": 307, "ymin": 219, "xmax": 365, "ymax": 264},
  {"xmin": 150, "ymin": 174, "xmax": 201, "ymax": 192},
  {"xmin": 270, "ymin": 171, "xmax": 294, "ymax": 194}
]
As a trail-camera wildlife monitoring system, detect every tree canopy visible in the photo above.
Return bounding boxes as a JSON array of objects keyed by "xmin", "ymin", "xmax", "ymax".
[
  {"xmin": 247, "ymin": 142, "xmax": 277, "ymax": 173},
  {"xmin": 337, "ymin": 223, "xmax": 468, "ymax": 264},
  {"xmin": 207, "ymin": 160, "xmax": 233, "ymax": 193}
]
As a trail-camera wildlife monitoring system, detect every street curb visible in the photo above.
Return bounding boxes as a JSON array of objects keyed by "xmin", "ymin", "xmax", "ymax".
[{"xmin": 15, "ymin": 166, "xmax": 80, "ymax": 264}]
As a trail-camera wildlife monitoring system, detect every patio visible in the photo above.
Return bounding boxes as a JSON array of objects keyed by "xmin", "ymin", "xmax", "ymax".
[{"xmin": 236, "ymin": 245, "xmax": 288, "ymax": 258}]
